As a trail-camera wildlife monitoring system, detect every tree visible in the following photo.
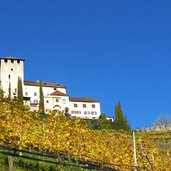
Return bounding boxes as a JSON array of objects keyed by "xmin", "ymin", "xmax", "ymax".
[
  {"xmin": 0, "ymin": 89, "xmax": 4, "ymax": 99},
  {"xmin": 8, "ymin": 82, "xmax": 11, "ymax": 98},
  {"xmin": 64, "ymin": 107, "xmax": 70, "ymax": 118},
  {"xmin": 17, "ymin": 77, "xmax": 23, "ymax": 106},
  {"xmin": 39, "ymin": 81, "xmax": 45, "ymax": 114},
  {"xmin": 113, "ymin": 101, "xmax": 131, "ymax": 132},
  {"xmin": 99, "ymin": 113, "xmax": 107, "ymax": 120},
  {"xmin": 154, "ymin": 114, "xmax": 171, "ymax": 130}
]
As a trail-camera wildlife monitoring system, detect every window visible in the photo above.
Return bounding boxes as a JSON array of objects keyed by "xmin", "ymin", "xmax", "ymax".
[
  {"xmin": 83, "ymin": 104, "xmax": 86, "ymax": 108},
  {"xmin": 34, "ymin": 100, "xmax": 38, "ymax": 104},
  {"xmin": 72, "ymin": 111, "xmax": 81, "ymax": 114},
  {"xmin": 84, "ymin": 111, "xmax": 87, "ymax": 115},
  {"xmin": 11, "ymin": 68, "xmax": 13, "ymax": 71},
  {"xmin": 4, "ymin": 59, "xmax": 7, "ymax": 63},
  {"xmin": 62, "ymin": 99, "xmax": 66, "ymax": 104},
  {"xmin": 46, "ymin": 109, "xmax": 50, "ymax": 113},
  {"xmin": 54, "ymin": 88, "xmax": 57, "ymax": 90},
  {"xmin": 74, "ymin": 104, "xmax": 78, "ymax": 107},
  {"xmin": 92, "ymin": 104, "xmax": 96, "ymax": 108},
  {"xmin": 34, "ymin": 92, "xmax": 37, "ymax": 96},
  {"xmin": 91, "ymin": 111, "xmax": 94, "ymax": 115},
  {"xmin": 17, "ymin": 60, "xmax": 20, "ymax": 63},
  {"xmin": 56, "ymin": 98, "xmax": 59, "ymax": 102},
  {"xmin": 25, "ymin": 92, "xmax": 28, "ymax": 96},
  {"xmin": 8, "ymin": 75, "xmax": 10, "ymax": 79},
  {"xmin": 11, "ymin": 59, "xmax": 14, "ymax": 63},
  {"xmin": 46, "ymin": 100, "xmax": 49, "ymax": 103}
]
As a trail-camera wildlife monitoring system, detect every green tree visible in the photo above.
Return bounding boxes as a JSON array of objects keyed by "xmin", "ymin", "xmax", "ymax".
[
  {"xmin": 17, "ymin": 77, "xmax": 23, "ymax": 106},
  {"xmin": 8, "ymin": 82, "xmax": 11, "ymax": 98},
  {"xmin": 113, "ymin": 101, "xmax": 131, "ymax": 132},
  {"xmin": 39, "ymin": 81, "xmax": 45, "ymax": 114},
  {"xmin": 0, "ymin": 89, "xmax": 4, "ymax": 99},
  {"xmin": 64, "ymin": 107, "xmax": 70, "ymax": 118},
  {"xmin": 99, "ymin": 113, "xmax": 107, "ymax": 120}
]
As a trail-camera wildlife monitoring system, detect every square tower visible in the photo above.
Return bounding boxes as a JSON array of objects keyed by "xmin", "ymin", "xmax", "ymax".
[{"xmin": 0, "ymin": 56, "xmax": 24, "ymax": 98}]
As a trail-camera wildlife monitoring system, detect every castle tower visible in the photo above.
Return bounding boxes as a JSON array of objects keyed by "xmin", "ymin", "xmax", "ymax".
[{"xmin": 0, "ymin": 56, "xmax": 24, "ymax": 98}]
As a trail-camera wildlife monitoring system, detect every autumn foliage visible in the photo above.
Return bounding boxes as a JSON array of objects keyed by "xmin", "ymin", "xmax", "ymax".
[{"xmin": 0, "ymin": 96, "xmax": 170, "ymax": 170}]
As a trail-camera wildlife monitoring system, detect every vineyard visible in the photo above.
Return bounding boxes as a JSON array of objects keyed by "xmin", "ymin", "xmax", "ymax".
[{"xmin": 0, "ymin": 97, "xmax": 171, "ymax": 170}]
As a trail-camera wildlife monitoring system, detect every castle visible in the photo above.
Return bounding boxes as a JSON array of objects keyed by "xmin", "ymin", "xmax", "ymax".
[{"xmin": 0, "ymin": 56, "xmax": 101, "ymax": 119}]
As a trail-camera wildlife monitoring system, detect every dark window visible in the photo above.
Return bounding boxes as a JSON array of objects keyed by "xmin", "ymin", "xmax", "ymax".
[
  {"xmin": 46, "ymin": 100, "xmax": 49, "ymax": 103},
  {"xmin": 11, "ymin": 59, "xmax": 14, "ymax": 63},
  {"xmin": 34, "ymin": 92, "xmax": 37, "ymax": 96},
  {"xmin": 54, "ymin": 88, "xmax": 57, "ymax": 90},
  {"xmin": 25, "ymin": 92, "xmax": 28, "ymax": 96},
  {"xmin": 56, "ymin": 98, "xmax": 59, "ymax": 102},
  {"xmin": 92, "ymin": 104, "xmax": 96, "ymax": 108},
  {"xmin": 11, "ymin": 68, "xmax": 13, "ymax": 71},
  {"xmin": 4, "ymin": 59, "xmax": 7, "ymax": 63},
  {"xmin": 17, "ymin": 60, "xmax": 20, "ymax": 63},
  {"xmin": 83, "ymin": 104, "xmax": 86, "ymax": 108},
  {"xmin": 8, "ymin": 75, "xmax": 10, "ymax": 79},
  {"xmin": 74, "ymin": 104, "xmax": 78, "ymax": 107}
]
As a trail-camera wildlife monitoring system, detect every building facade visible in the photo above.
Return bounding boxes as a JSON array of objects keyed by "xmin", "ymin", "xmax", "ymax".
[
  {"xmin": 0, "ymin": 56, "xmax": 101, "ymax": 119},
  {"xmin": 0, "ymin": 57, "xmax": 24, "ymax": 98}
]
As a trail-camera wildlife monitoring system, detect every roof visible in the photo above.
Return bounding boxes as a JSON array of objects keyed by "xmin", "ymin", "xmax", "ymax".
[
  {"xmin": 69, "ymin": 97, "xmax": 99, "ymax": 103},
  {"xmin": 24, "ymin": 81, "xmax": 66, "ymax": 88},
  {"xmin": 0, "ymin": 56, "xmax": 25, "ymax": 61},
  {"xmin": 50, "ymin": 90, "xmax": 68, "ymax": 96}
]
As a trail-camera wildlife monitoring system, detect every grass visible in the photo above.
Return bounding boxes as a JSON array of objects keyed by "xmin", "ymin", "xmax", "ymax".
[{"xmin": 0, "ymin": 152, "xmax": 100, "ymax": 171}]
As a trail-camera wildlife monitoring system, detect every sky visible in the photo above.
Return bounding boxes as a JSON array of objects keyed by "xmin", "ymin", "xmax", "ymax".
[{"xmin": 0, "ymin": 0, "xmax": 171, "ymax": 129}]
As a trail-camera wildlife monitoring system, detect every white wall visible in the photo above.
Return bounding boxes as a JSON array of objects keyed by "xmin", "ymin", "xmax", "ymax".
[
  {"xmin": 24, "ymin": 85, "xmax": 66, "ymax": 104},
  {"xmin": 44, "ymin": 95, "xmax": 69, "ymax": 113},
  {"xmin": 0, "ymin": 59, "xmax": 24, "ymax": 97},
  {"xmin": 69, "ymin": 101, "xmax": 101, "ymax": 119}
]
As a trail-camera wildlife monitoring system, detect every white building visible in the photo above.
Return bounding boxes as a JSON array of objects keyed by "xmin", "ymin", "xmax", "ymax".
[
  {"xmin": 0, "ymin": 56, "xmax": 101, "ymax": 119},
  {"xmin": 69, "ymin": 97, "xmax": 100, "ymax": 119},
  {"xmin": 0, "ymin": 57, "xmax": 24, "ymax": 98}
]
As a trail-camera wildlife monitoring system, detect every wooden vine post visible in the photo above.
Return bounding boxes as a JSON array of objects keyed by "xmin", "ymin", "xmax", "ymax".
[
  {"xmin": 8, "ymin": 155, "xmax": 13, "ymax": 171},
  {"xmin": 133, "ymin": 131, "xmax": 138, "ymax": 171}
]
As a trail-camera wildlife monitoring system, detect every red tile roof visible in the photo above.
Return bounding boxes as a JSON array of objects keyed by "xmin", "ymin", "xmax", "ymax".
[
  {"xmin": 50, "ymin": 90, "xmax": 68, "ymax": 96},
  {"xmin": 24, "ymin": 81, "xmax": 66, "ymax": 88},
  {"xmin": 69, "ymin": 97, "xmax": 99, "ymax": 103},
  {"xmin": 0, "ymin": 56, "xmax": 25, "ymax": 61}
]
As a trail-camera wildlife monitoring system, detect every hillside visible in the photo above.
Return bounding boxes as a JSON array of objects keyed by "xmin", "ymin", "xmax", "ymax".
[{"xmin": 0, "ymin": 98, "xmax": 170, "ymax": 170}]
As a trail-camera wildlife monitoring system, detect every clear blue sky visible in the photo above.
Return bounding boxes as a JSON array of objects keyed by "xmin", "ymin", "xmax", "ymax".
[{"xmin": 0, "ymin": 0, "xmax": 171, "ymax": 129}]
